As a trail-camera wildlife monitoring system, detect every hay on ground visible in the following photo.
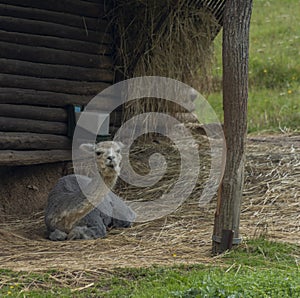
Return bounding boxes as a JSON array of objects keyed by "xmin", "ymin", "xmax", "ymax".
[{"xmin": 0, "ymin": 132, "xmax": 299, "ymax": 278}]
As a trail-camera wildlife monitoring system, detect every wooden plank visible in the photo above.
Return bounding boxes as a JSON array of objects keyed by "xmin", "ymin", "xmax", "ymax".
[
  {"xmin": 0, "ymin": 30, "xmax": 113, "ymax": 55},
  {"xmin": 0, "ymin": 4, "xmax": 110, "ymax": 32},
  {"xmin": 0, "ymin": 0, "xmax": 108, "ymax": 19},
  {"xmin": 0, "ymin": 88, "xmax": 119, "ymax": 110},
  {"xmin": 0, "ymin": 117, "xmax": 67, "ymax": 135},
  {"xmin": 0, "ymin": 16, "xmax": 112, "ymax": 44},
  {"xmin": 0, "ymin": 58, "xmax": 114, "ymax": 83},
  {"xmin": 0, "ymin": 41, "xmax": 113, "ymax": 69},
  {"xmin": 0, "ymin": 132, "xmax": 71, "ymax": 150},
  {"xmin": 0, "ymin": 104, "xmax": 68, "ymax": 122},
  {"xmin": 0, "ymin": 149, "xmax": 72, "ymax": 166},
  {"xmin": 0, "ymin": 74, "xmax": 111, "ymax": 95}
]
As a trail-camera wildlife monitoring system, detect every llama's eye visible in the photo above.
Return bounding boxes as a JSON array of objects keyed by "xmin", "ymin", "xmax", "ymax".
[{"xmin": 96, "ymin": 151, "xmax": 102, "ymax": 156}]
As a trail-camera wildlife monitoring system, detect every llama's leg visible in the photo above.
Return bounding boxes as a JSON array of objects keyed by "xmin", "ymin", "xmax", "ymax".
[
  {"xmin": 67, "ymin": 225, "xmax": 106, "ymax": 240},
  {"xmin": 48, "ymin": 229, "xmax": 68, "ymax": 241}
]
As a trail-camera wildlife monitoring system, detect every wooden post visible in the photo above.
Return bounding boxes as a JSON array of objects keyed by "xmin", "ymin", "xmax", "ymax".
[{"xmin": 212, "ymin": 0, "xmax": 253, "ymax": 255}]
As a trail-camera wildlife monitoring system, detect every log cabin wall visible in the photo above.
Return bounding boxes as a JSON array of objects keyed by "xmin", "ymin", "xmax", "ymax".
[{"xmin": 0, "ymin": 0, "xmax": 117, "ymax": 166}]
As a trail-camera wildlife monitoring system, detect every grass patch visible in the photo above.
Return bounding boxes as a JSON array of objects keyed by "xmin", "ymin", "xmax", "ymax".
[
  {"xmin": 197, "ymin": 0, "xmax": 300, "ymax": 133},
  {"xmin": 200, "ymin": 89, "xmax": 299, "ymax": 133},
  {"xmin": 1, "ymin": 239, "xmax": 299, "ymax": 297}
]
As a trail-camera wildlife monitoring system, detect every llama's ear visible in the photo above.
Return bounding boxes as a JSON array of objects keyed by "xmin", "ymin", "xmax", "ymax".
[
  {"xmin": 116, "ymin": 142, "xmax": 125, "ymax": 149},
  {"xmin": 79, "ymin": 143, "xmax": 95, "ymax": 153}
]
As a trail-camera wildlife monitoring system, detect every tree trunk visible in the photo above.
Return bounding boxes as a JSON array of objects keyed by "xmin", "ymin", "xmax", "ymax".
[{"xmin": 212, "ymin": 0, "xmax": 253, "ymax": 255}]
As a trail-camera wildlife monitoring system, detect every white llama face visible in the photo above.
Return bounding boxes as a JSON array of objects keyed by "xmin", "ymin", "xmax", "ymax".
[{"xmin": 79, "ymin": 141, "xmax": 124, "ymax": 174}]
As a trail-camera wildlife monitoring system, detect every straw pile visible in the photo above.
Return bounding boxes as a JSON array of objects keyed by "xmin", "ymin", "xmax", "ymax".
[
  {"xmin": 0, "ymin": 132, "xmax": 299, "ymax": 280},
  {"xmin": 112, "ymin": 0, "xmax": 220, "ymax": 119}
]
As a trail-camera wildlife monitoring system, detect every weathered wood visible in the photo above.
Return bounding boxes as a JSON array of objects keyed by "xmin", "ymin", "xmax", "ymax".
[
  {"xmin": 0, "ymin": 104, "xmax": 67, "ymax": 122},
  {"xmin": 0, "ymin": 88, "xmax": 119, "ymax": 110},
  {"xmin": 0, "ymin": 117, "xmax": 67, "ymax": 135},
  {"xmin": 0, "ymin": 149, "xmax": 72, "ymax": 166},
  {"xmin": 0, "ymin": 58, "xmax": 114, "ymax": 83},
  {"xmin": 0, "ymin": 132, "xmax": 71, "ymax": 150},
  {"xmin": 0, "ymin": 0, "xmax": 108, "ymax": 19},
  {"xmin": 0, "ymin": 88, "xmax": 91, "ymax": 107},
  {"xmin": 0, "ymin": 3, "xmax": 110, "ymax": 32},
  {"xmin": 0, "ymin": 16, "xmax": 112, "ymax": 44},
  {"xmin": 212, "ymin": 0, "xmax": 252, "ymax": 255},
  {"xmin": 0, "ymin": 74, "xmax": 111, "ymax": 95},
  {"xmin": 83, "ymin": 0, "xmax": 106, "ymax": 3},
  {"xmin": 0, "ymin": 42, "xmax": 113, "ymax": 69},
  {"xmin": 0, "ymin": 30, "xmax": 113, "ymax": 55}
]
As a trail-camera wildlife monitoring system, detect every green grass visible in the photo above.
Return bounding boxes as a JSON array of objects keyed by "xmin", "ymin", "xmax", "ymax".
[
  {"xmin": 1, "ymin": 239, "xmax": 299, "ymax": 297},
  {"xmin": 196, "ymin": 0, "xmax": 300, "ymax": 133}
]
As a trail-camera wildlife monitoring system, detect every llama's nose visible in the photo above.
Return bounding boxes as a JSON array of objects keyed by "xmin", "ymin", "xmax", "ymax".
[{"xmin": 107, "ymin": 155, "xmax": 115, "ymax": 161}]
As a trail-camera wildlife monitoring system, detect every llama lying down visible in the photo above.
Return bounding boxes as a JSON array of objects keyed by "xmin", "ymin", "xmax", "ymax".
[{"xmin": 45, "ymin": 141, "xmax": 135, "ymax": 241}]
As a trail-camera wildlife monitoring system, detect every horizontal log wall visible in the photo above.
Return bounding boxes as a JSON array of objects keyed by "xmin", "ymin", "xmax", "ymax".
[
  {"xmin": 0, "ymin": 88, "xmax": 119, "ymax": 110},
  {"xmin": 0, "ymin": 59, "xmax": 114, "ymax": 83},
  {"xmin": 0, "ymin": 150, "xmax": 72, "ymax": 166},
  {"xmin": 0, "ymin": 0, "xmax": 116, "ymax": 166},
  {"xmin": 0, "ymin": 132, "xmax": 71, "ymax": 150},
  {"xmin": 0, "ymin": 4, "xmax": 110, "ymax": 32},
  {"xmin": 0, "ymin": 117, "xmax": 67, "ymax": 135},
  {"xmin": 0, "ymin": 30, "xmax": 113, "ymax": 55}
]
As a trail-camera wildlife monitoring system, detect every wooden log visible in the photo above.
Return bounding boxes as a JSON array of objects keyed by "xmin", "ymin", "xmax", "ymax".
[
  {"xmin": 0, "ymin": 41, "xmax": 113, "ymax": 69},
  {"xmin": 83, "ymin": 0, "xmax": 106, "ymax": 3},
  {"xmin": 0, "ymin": 0, "xmax": 108, "ymax": 19},
  {"xmin": 0, "ymin": 149, "xmax": 72, "ymax": 166},
  {"xmin": 0, "ymin": 4, "xmax": 110, "ymax": 32},
  {"xmin": 212, "ymin": 0, "xmax": 252, "ymax": 255},
  {"xmin": 0, "ymin": 88, "xmax": 91, "ymax": 107},
  {"xmin": 0, "ymin": 132, "xmax": 71, "ymax": 150},
  {"xmin": 0, "ymin": 117, "xmax": 67, "ymax": 135},
  {"xmin": 0, "ymin": 16, "xmax": 112, "ymax": 45},
  {"xmin": 0, "ymin": 30, "xmax": 113, "ymax": 55},
  {"xmin": 0, "ymin": 104, "xmax": 68, "ymax": 122},
  {"xmin": 0, "ymin": 74, "xmax": 111, "ymax": 95},
  {"xmin": 0, "ymin": 88, "xmax": 119, "ymax": 110},
  {"xmin": 0, "ymin": 58, "xmax": 114, "ymax": 83}
]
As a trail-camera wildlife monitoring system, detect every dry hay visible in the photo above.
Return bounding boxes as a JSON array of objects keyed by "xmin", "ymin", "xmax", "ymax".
[
  {"xmin": 0, "ymin": 133, "xmax": 299, "ymax": 277},
  {"xmin": 111, "ymin": 0, "xmax": 221, "ymax": 121}
]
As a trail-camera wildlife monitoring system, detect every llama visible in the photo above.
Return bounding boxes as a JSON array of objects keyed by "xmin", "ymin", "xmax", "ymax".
[{"xmin": 45, "ymin": 141, "xmax": 135, "ymax": 240}]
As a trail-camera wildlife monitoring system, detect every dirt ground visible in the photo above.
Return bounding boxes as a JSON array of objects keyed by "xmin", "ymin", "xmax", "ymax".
[{"xmin": 0, "ymin": 134, "xmax": 299, "ymax": 272}]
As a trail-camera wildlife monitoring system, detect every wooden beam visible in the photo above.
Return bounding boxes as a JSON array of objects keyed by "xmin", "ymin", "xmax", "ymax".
[
  {"xmin": 0, "ymin": 132, "xmax": 71, "ymax": 150},
  {"xmin": 0, "ymin": 41, "xmax": 113, "ymax": 69},
  {"xmin": 0, "ymin": 58, "xmax": 114, "ymax": 83},
  {"xmin": 0, "ymin": 117, "xmax": 67, "ymax": 135},
  {"xmin": 212, "ymin": 0, "xmax": 253, "ymax": 255},
  {"xmin": 0, "ymin": 104, "xmax": 68, "ymax": 122},
  {"xmin": 0, "ymin": 74, "xmax": 111, "ymax": 95},
  {"xmin": 0, "ymin": 16, "xmax": 112, "ymax": 44},
  {"xmin": 0, "ymin": 3, "xmax": 110, "ymax": 32},
  {"xmin": 0, "ymin": 88, "xmax": 91, "ymax": 107},
  {"xmin": 0, "ymin": 0, "xmax": 108, "ymax": 19},
  {"xmin": 0, "ymin": 30, "xmax": 113, "ymax": 55},
  {"xmin": 0, "ymin": 149, "xmax": 72, "ymax": 166}
]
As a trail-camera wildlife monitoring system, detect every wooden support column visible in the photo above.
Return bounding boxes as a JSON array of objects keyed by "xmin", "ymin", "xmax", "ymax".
[{"xmin": 212, "ymin": 0, "xmax": 253, "ymax": 255}]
